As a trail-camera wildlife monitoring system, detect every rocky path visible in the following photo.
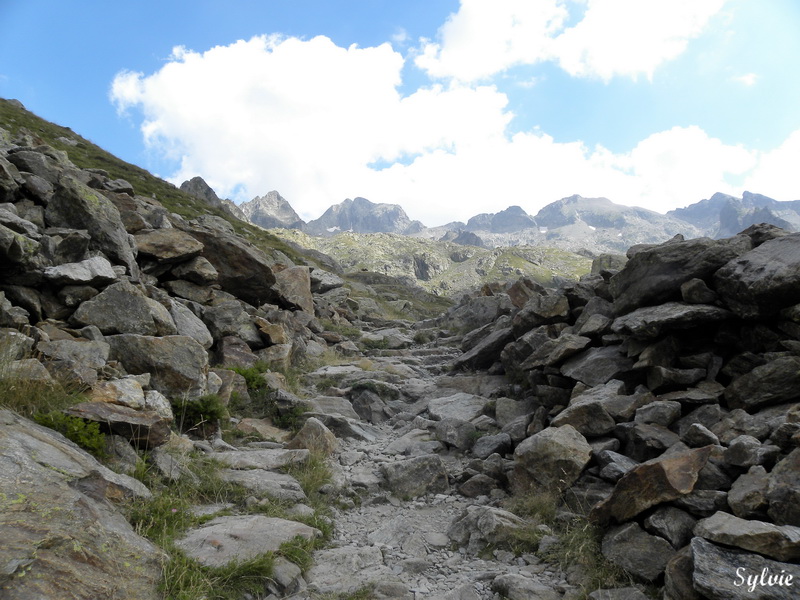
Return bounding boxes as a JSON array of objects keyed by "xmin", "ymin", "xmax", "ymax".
[{"xmin": 297, "ymin": 328, "xmax": 575, "ymax": 600}]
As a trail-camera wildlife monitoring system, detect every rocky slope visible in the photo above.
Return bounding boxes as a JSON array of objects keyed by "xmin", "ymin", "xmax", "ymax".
[
  {"xmin": 269, "ymin": 228, "xmax": 593, "ymax": 297},
  {"xmin": 2, "ymin": 98, "xmax": 799, "ymax": 600}
]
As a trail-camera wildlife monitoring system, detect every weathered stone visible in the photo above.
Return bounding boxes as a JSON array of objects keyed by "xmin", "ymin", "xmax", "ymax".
[
  {"xmin": 767, "ymin": 448, "xmax": 800, "ymax": 526},
  {"xmin": 65, "ymin": 402, "xmax": 171, "ymax": 449},
  {"xmin": 89, "ymin": 377, "xmax": 146, "ymax": 409},
  {"xmin": 133, "ymin": 228, "xmax": 203, "ymax": 264},
  {"xmin": 285, "ymin": 417, "xmax": 338, "ymax": 455},
  {"xmin": 490, "ymin": 573, "xmax": 561, "ymax": 600},
  {"xmin": 664, "ymin": 546, "xmax": 703, "ymax": 600},
  {"xmin": 596, "ymin": 450, "xmax": 640, "ymax": 483},
  {"xmin": 520, "ymin": 332, "xmax": 592, "ymax": 370},
  {"xmin": 512, "ymin": 292, "xmax": 570, "ymax": 336},
  {"xmin": 234, "ymin": 418, "xmax": 289, "ymax": 441},
  {"xmin": 634, "ymin": 400, "xmax": 681, "ymax": 426},
  {"xmin": 218, "ymin": 469, "xmax": 307, "ymax": 503},
  {"xmin": 384, "ymin": 428, "xmax": 443, "ymax": 456},
  {"xmin": 459, "ymin": 473, "xmax": 498, "ymax": 498},
  {"xmin": 107, "ymin": 334, "xmax": 208, "ymax": 398},
  {"xmin": 610, "ymin": 234, "xmax": 750, "ymax": 315},
  {"xmin": 447, "ymin": 505, "xmax": 527, "ymax": 552},
  {"xmin": 72, "ymin": 280, "xmax": 176, "ymax": 335},
  {"xmin": 273, "ymin": 265, "xmax": 314, "ymax": 313},
  {"xmin": 211, "ymin": 448, "xmax": 309, "ymax": 470},
  {"xmin": 691, "ymin": 537, "xmax": 800, "ymax": 600},
  {"xmin": 1, "ymin": 358, "xmax": 54, "ymax": 383},
  {"xmin": 695, "ymin": 511, "xmax": 800, "ymax": 562},
  {"xmin": 170, "ymin": 255, "xmax": 218, "ymax": 284},
  {"xmin": 350, "ymin": 389, "xmax": 393, "ymax": 423},
  {"xmin": 623, "ymin": 423, "xmax": 681, "ymax": 462},
  {"xmin": 682, "ymin": 423, "xmax": 720, "ymax": 447},
  {"xmin": 183, "ymin": 224, "xmax": 279, "ymax": 306},
  {"xmin": 512, "ymin": 425, "xmax": 592, "ymax": 493},
  {"xmin": 451, "ymin": 326, "xmax": 515, "ymax": 370},
  {"xmin": 435, "ymin": 418, "xmax": 478, "ymax": 451},
  {"xmin": 42, "ymin": 255, "xmax": 117, "ymax": 286},
  {"xmin": 306, "ymin": 396, "xmax": 360, "ymax": 420},
  {"xmin": 471, "ymin": 432, "xmax": 512, "ymax": 459},
  {"xmin": 601, "ymin": 522, "xmax": 675, "ymax": 582},
  {"xmin": 306, "ymin": 546, "xmax": 395, "ymax": 596},
  {"xmin": 647, "ymin": 366, "xmax": 706, "ymax": 392},
  {"xmin": 714, "ymin": 232, "xmax": 800, "ymax": 318},
  {"xmin": 560, "ymin": 346, "xmax": 634, "ymax": 386},
  {"xmin": 612, "ymin": 302, "xmax": 733, "ymax": 339},
  {"xmin": 0, "ymin": 409, "xmax": 160, "ymax": 600},
  {"xmin": 201, "ymin": 301, "xmax": 261, "ymax": 346},
  {"xmin": 175, "ymin": 515, "xmax": 320, "ymax": 568},
  {"xmin": 36, "ymin": 338, "xmax": 110, "ymax": 369},
  {"xmin": 591, "ymin": 446, "xmax": 713, "ymax": 525},
  {"xmin": 673, "ymin": 489, "xmax": 729, "ymax": 517},
  {"xmin": 725, "ymin": 356, "xmax": 800, "ymax": 411},
  {"xmin": 310, "ymin": 268, "xmax": 345, "ymax": 293},
  {"xmin": 381, "ymin": 455, "xmax": 450, "ymax": 498},
  {"xmin": 428, "ymin": 392, "xmax": 488, "ymax": 422},
  {"xmin": 46, "ymin": 174, "xmax": 137, "ymax": 275},
  {"xmin": 724, "ymin": 435, "xmax": 781, "ymax": 468},
  {"xmin": 728, "ymin": 466, "xmax": 770, "ymax": 519},
  {"xmin": 643, "ymin": 506, "xmax": 696, "ymax": 549},
  {"xmin": 168, "ymin": 300, "xmax": 213, "ymax": 349},
  {"xmin": 681, "ymin": 277, "xmax": 718, "ymax": 304},
  {"xmin": 551, "ymin": 391, "xmax": 617, "ymax": 437}
]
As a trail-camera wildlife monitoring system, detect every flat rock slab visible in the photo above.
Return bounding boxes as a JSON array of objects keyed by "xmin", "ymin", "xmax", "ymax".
[
  {"xmin": 428, "ymin": 392, "xmax": 487, "ymax": 422},
  {"xmin": 218, "ymin": 469, "xmax": 307, "ymax": 503},
  {"xmin": 611, "ymin": 302, "xmax": 733, "ymax": 339},
  {"xmin": 306, "ymin": 545, "xmax": 396, "ymax": 595},
  {"xmin": 691, "ymin": 537, "xmax": 800, "ymax": 600},
  {"xmin": 306, "ymin": 396, "xmax": 360, "ymax": 420},
  {"xmin": 210, "ymin": 448, "xmax": 309, "ymax": 470},
  {"xmin": 0, "ymin": 410, "xmax": 160, "ymax": 600},
  {"xmin": 175, "ymin": 515, "xmax": 320, "ymax": 568}
]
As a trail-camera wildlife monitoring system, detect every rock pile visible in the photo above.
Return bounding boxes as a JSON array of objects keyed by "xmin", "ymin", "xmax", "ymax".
[{"xmin": 443, "ymin": 225, "xmax": 800, "ymax": 599}]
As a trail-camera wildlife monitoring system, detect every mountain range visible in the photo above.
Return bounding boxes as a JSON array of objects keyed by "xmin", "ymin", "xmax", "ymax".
[{"xmin": 193, "ymin": 179, "xmax": 800, "ymax": 255}]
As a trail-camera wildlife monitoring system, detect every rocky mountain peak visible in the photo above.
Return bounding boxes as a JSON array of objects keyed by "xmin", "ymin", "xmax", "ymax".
[
  {"xmin": 240, "ymin": 190, "xmax": 305, "ymax": 230},
  {"xmin": 304, "ymin": 196, "xmax": 423, "ymax": 236},
  {"xmin": 179, "ymin": 176, "xmax": 223, "ymax": 208},
  {"xmin": 465, "ymin": 205, "xmax": 537, "ymax": 233}
]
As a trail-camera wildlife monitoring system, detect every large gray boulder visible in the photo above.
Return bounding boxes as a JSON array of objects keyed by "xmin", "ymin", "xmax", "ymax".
[
  {"xmin": 175, "ymin": 515, "xmax": 320, "ymax": 568},
  {"xmin": 45, "ymin": 174, "xmax": 138, "ymax": 276},
  {"xmin": 602, "ymin": 522, "xmax": 675, "ymax": 582},
  {"xmin": 714, "ymin": 232, "xmax": 800, "ymax": 318},
  {"xmin": 0, "ymin": 409, "xmax": 160, "ymax": 600},
  {"xmin": 511, "ymin": 425, "xmax": 592, "ymax": 493},
  {"xmin": 72, "ymin": 280, "xmax": 176, "ymax": 336},
  {"xmin": 107, "ymin": 334, "xmax": 209, "ymax": 398},
  {"xmin": 381, "ymin": 455, "xmax": 450, "ymax": 498},
  {"xmin": 42, "ymin": 255, "xmax": 117, "ymax": 286},
  {"xmin": 609, "ymin": 235, "xmax": 750, "ymax": 315}
]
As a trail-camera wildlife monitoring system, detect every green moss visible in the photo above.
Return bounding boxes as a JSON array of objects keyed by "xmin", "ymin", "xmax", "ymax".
[{"xmin": 32, "ymin": 412, "xmax": 107, "ymax": 458}]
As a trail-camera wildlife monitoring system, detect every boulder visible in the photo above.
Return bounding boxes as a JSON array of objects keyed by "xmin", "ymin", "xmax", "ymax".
[
  {"xmin": 450, "ymin": 326, "xmax": 515, "ymax": 371},
  {"xmin": 72, "ymin": 280, "xmax": 176, "ymax": 336},
  {"xmin": 490, "ymin": 574, "xmax": 561, "ymax": 600},
  {"xmin": 767, "ymin": 448, "xmax": 800, "ymax": 526},
  {"xmin": 725, "ymin": 356, "xmax": 800, "ymax": 411},
  {"xmin": 210, "ymin": 448, "xmax": 309, "ymax": 470},
  {"xmin": 428, "ymin": 392, "xmax": 487, "ymax": 422},
  {"xmin": 42, "ymin": 255, "xmax": 117, "ymax": 286},
  {"xmin": 306, "ymin": 546, "xmax": 395, "ymax": 596},
  {"xmin": 169, "ymin": 255, "xmax": 218, "ymax": 284},
  {"xmin": 107, "ymin": 334, "xmax": 208, "ymax": 398},
  {"xmin": 65, "ymin": 402, "xmax": 172, "ymax": 449},
  {"xmin": 45, "ymin": 174, "xmax": 137, "ymax": 275},
  {"xmin": 201, "ymin": 301, "xmax": 261, "ymax": 346},
  {"xmin": 728, "ymin": 465, "xmax": 770, "ymax": 519},
  {"xmin": 601, "ymin": 522, "xmax": 675, "ymax": 582},
  {"xmin": 512, "ymin": 425, "xmax": 592, "ymax": 493},
  {"xmin": 695, "ymin": 511, "xmax": 800, "ymax": 562},
  {"xmin": 381, "ymin": 455, "xmax": 450, "ymax": 498},
  {"xmin": 175, "ymin": 515, "xmax": 320, "ymax": 568},
  {"xmin": 691, "ymin": 537, "xmax": 800, "ymax": 600},
  {"xmin": 611, "ymin": 302, "xmax": 732, "ymax": 339},
  {"xmin": 447, "ymin": 506, "xmax": 527, "ymax": 553},
  {"xmin": 181, "ymin": 224, "xmax": 279, "ymax": 307},
  {"xmin": 591, "ymin": 446, "xmax": 713, "ymax": 525},
  {"xmin": 714, "ymin": 232, "xmax": 800, "ymax": 318},
  {"xmin": 0, "ymin": 410, "xmax": 160, "ymax": 600},
  {"xmin": 609, "ymin": 235, "xmax": 750, "ymax": 315},
  {"xmin": 133, "ymin": 228, "xmax": 203, "ymax": 264},
  {"xmin": 285, "ymin": 417, "xmax": 338, "ymax": 455},
  {"xmin": 272, "ymin": 266, "xmax": 314, "ymax": 313},
  {"xmin": 218, "ymin": 469, "xmax": 307, "ymax": 503},
  {"xmin": 168, "ymin": 300, "xmax": 213, "ymax": 349},
  {"xmin": 560, "ymin": 346, "xmax": 634, "ymax": 387}
]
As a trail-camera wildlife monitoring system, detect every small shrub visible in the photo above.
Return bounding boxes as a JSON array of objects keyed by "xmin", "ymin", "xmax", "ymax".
[
  {"xmin": 33, "ymin": 411, "xmax": 107, "ymax": 458},
  {"xmin": 171, "ymin": 394, "xmax": 227, "ymax": 437}
]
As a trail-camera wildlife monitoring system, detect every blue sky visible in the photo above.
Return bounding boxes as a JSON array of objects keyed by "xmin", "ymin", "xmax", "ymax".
[{"xmin": 2, "ymin": 0, "xmax": 799, "ymax": 226}]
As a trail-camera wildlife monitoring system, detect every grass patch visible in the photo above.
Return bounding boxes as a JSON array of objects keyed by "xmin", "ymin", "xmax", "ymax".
[
  {"xmin": 170, "ymin": 394, "xmax": 228, "ymax": 438},
  {"xmin": 505, "ymin": 486, "xmax": 633, "ymax": 597},
  {"xmin": 33, "ymin": 411, "xmax": 107, "ymax": 458}
]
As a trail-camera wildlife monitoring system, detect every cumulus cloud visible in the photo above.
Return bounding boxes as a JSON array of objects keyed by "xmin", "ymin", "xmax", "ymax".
[
  {"xmin": 744, "ymin": 129, "xmax": 800, "ymax": 200},
  {"xmin": 732, "ymin": 72, "xmax": 758, "ymax": 86},
  {"xmin": 110, "ymin": 29, "xmax": 795, "ymax": 226},
  {"xmin": 416, "ymin": 0, "xmax": 730, "ymax": 82}
]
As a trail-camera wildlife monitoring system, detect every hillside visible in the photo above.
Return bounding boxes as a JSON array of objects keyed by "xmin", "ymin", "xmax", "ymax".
[{"xmin": 269, "ymin": 228, "xmax": 593, "ymax": 296}]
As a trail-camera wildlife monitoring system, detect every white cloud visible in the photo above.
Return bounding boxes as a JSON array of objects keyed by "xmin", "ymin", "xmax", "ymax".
[
  {"xmin": 111, "ymin": 34, "xmax": 795, "ymax": 226},
  {"xmin": 744, "ymin": 129, "xmax": 800, "ymax": 200},
  {"xmin": 552, "ymin": 0, "xmax": 730, "ymax": 80},
  {"xmin": 415, "ymin": 0, "xmax": 730, "ymax": 82},
  {"xmin": 414, "ymin": 0, "xmax": 567, "ymax": 82},
  {"xmin": 732, "ymin": 72, "xmax": 758, "ymax": 86}
]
